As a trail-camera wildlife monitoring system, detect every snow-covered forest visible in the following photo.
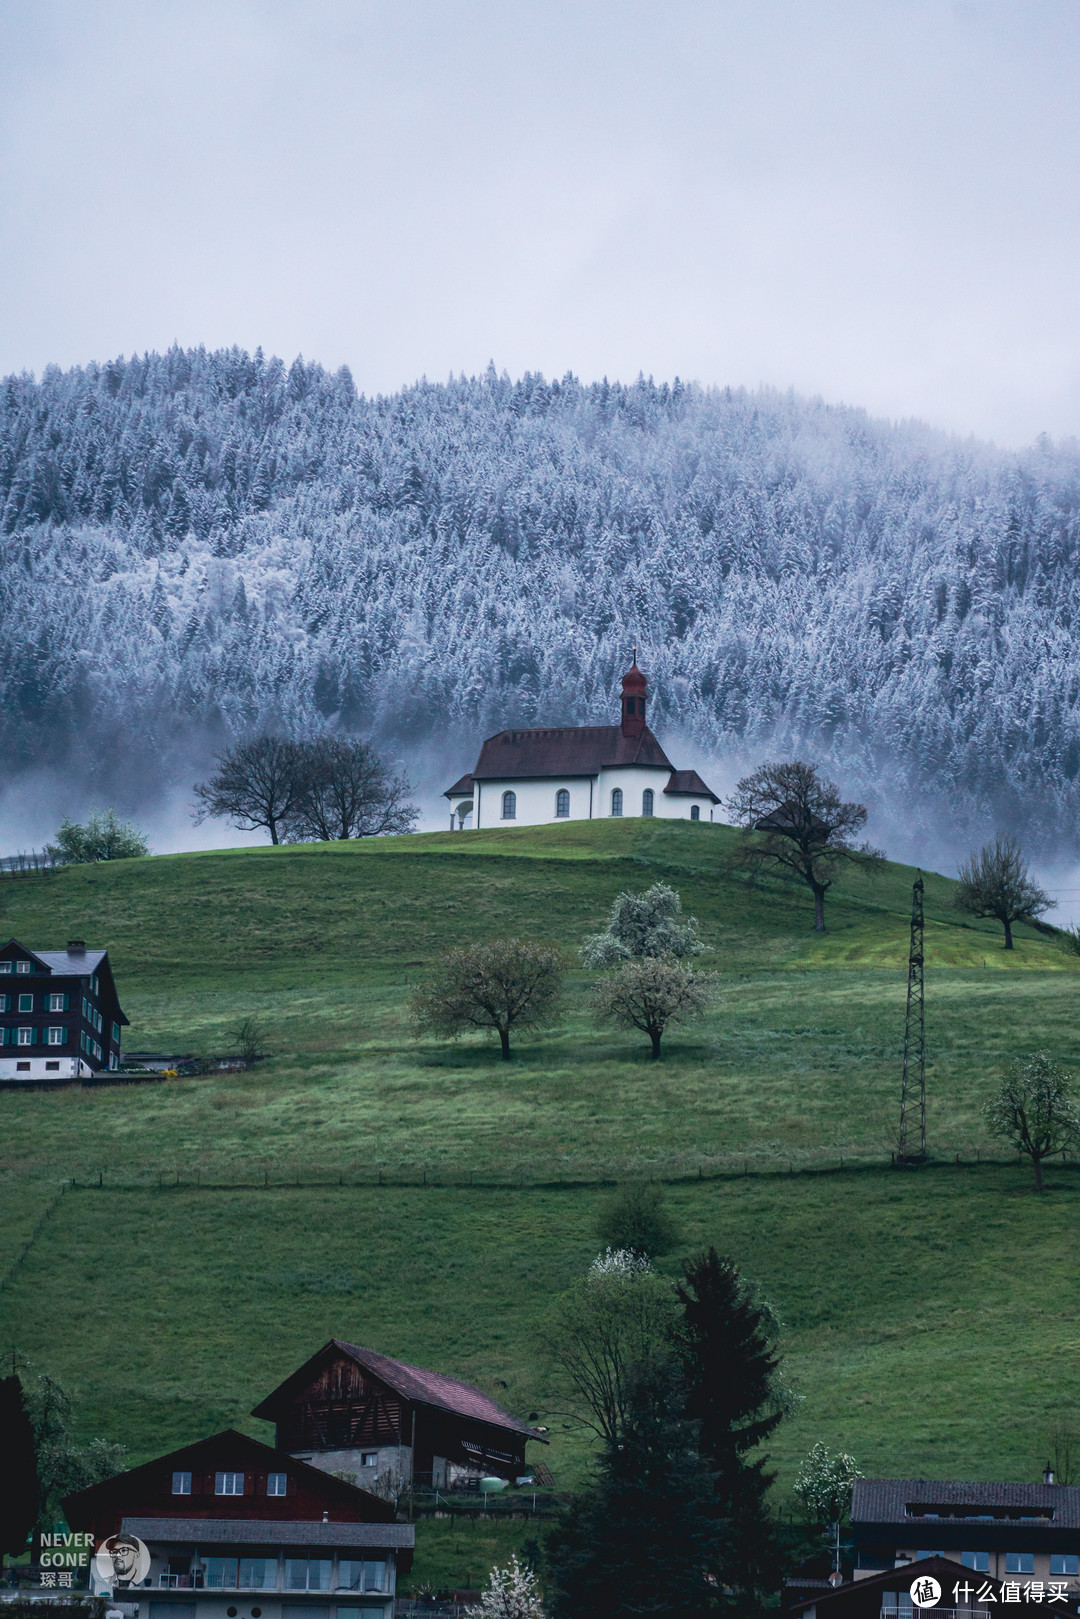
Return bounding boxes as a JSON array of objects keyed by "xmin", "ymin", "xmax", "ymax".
[{"xmin": 3, "ymin": 346, "xmax": 1080, "ymax": 853}]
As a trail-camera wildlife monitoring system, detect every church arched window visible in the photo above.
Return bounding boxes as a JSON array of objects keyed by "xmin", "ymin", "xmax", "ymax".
[
  {"xmin": 690, "ymin": 804, "xmax": 700, "ymax": 821},
  {"xmin": 555, "ymin": 789, "xmax": 570, "ymax": 818},
  {"xmin": 610, "ymin": 788, "xmax": 623, "ymax": 817},
  {"xmin": 502, "ymin": 791, "xmax": 516, "ymax": 820},
  {"xmin": 642, "ymin": 789, "xmax": 654, "ymax": 817}
]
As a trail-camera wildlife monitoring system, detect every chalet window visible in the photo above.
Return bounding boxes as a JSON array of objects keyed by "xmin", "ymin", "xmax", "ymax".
[
  {"xmin": 286, "ymin": 1560, "xmax": 331, "ymax": 1591},
  {"xmin": 215, "ymin": 1470, "xmax": 245, "ymax": 1495},
  {"xmin": 0, "ymin": 962, "xmax": 10, "ymax": 973},
  {"xmin": 690, "ymin": 804, "xmax": 700, "ymax": 821},
  {"xmin": 360, "ymin": 1451, "xmax": 378, "ymax": 1467},
  {"xmin": 112, "ymin": 1022, "xmax": 121, "ymax": 1044},
  {"xmin": 1051, "ymin": 1555, "xmax": 1079, "ymax": 1575},
  {"xmin": 555, "ymin": 789, "xmax": 569, "ymax": 818},
  {"xmin": 18, "ymin": 994, "xmax": 33, "ymax": 1013},
  {"xmin": 16, "ymin": 961, "xmax": 30, "ymax": 974},
  {"xmin": 47, "ymin": 1027, "xmax": 67, "ymax": 1045},
  {"xmin": 0, "ymin": 995, "xmax": 7, "ymax": 1011},
  {"xmin": 48, "ymin": 993, "xmax": 68, "ymax": 1012},
  {"xmin": 266, "ymin": 1472, "xmax": 287, "ymax": 1495},
  {"xmin": 17, "ymin": 1028, "xmax": 33, "ymax": 1046},
  {"xmin": 960, "ymin": 1552, "xmax": 989, "ymax": 1571},
  {"xmin": 339, "ymin": 1561, "xmax": 388, "ymax": 1593},
  {"xmin": 238, "ymin": 1559, "xmax": 276, "ymax": 1589},
  {"xmin": 171, "ymin": 1471, "xmax": 192, "ymax": 1494},
  {"xmin": 1006, "ymin": 1553, "xmax": 1034, "ymax": 1574},
  {"xmin": 91, "ymin": 974, "xmax": 100, "ymax": 994},
  {"xmin": 205, "ymin": 1559, "xmax": 239, "ymax": 1589},
  {"xmin": 501, "ymin": 791, "xmax": 516, "ymax": 820},
  {"xmin": 641, "ymin": 789, "xmax": 654, "ymax": 816},
  {"xmin": 610, "ymin": 788, "xmax": 623, "ymax": 817}
]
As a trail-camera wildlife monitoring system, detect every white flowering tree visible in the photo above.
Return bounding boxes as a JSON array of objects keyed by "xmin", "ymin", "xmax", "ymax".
[
  {"xmin": 465, "ymin": 1555, "xmax": 547, "ymax": 1619},
  {"xmin": 794, "ymin": 1441, "xmax": 862, "ymax": 1527}
]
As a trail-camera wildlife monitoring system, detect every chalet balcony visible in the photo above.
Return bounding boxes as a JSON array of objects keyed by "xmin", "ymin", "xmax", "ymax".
[{"xmin": 158, "ymin": 1574, "xmax": 205, "ymax": 1589}]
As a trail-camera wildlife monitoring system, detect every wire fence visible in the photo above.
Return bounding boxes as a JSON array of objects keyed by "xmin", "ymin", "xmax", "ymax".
[{"xmin": 0, "ymin": 849, "xmax": 59, "ymax": 879}]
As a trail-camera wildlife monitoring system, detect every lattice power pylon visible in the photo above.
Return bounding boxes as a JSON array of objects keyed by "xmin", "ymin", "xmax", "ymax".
[{"xmin": 898, "ymin": 872, "xmax": 926, "ymax": 1163}]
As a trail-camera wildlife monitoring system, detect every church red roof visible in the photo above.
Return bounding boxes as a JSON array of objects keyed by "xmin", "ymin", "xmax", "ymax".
[
  {"xmin": 469, "ymin": 724, "xmax": 673, "ymax": 781},
  {"xmin": 664, "ymin": 769, "xmax": 721, "ymax": 804}
]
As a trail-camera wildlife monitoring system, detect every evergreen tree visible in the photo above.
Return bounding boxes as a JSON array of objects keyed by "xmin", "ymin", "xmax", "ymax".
[
  {"xmin": 545, "ymin": 1365, "xmax": 724, "ymax": 1619},
  {"xmin": 675, "ymin": 1249, "xmax": 788, "ymax": 1609},
  {"xmin": 0, "ymin": 1374, "xmax": 38, "ymax": 1568}
]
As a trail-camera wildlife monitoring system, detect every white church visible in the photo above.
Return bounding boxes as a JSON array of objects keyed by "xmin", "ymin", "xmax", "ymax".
[{"xmin": 444, "ymin": 659, "xmax": 719, "ymax": 830}]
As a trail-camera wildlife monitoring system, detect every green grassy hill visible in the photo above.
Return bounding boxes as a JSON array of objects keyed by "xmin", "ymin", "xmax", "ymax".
[{"xmin": 1, "ymin": 820, "xmax": 1078, "ymax": 1589}]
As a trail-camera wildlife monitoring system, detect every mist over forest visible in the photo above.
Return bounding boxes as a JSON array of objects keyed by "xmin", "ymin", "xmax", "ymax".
[{"xmin": 2, "ymin": 345, "xmax": 1080, "ymax": 863}]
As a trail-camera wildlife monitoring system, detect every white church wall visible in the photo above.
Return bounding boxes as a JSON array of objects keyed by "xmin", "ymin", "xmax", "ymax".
[
  {"xmin": 475, "ymin": 777, "xmax": 593, "ymax": 828},
  {"xmin": 596, "ymin": 767, "xmax": 714, "ymax": 821}
]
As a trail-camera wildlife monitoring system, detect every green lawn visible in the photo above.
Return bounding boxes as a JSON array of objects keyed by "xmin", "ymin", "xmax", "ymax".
[{"xmin": 0, "ymin": 820, "xmax": 1077, "ymax": 1589}]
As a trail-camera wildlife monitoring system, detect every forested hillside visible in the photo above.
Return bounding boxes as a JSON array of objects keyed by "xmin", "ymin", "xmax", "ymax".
[{"xmin": 3, "ymin": 347, "xmax": 1080, "ymax": 849}]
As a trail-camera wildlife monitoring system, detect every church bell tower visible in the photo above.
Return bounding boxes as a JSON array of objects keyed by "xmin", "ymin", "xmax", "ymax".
[{"xmin": 620, "ymin": 656, "xmax": 647, "ymax": 739}]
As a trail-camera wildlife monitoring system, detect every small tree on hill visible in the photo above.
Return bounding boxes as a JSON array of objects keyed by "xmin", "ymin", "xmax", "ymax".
[
  {"xmin": 591, "ymin": 956, "xmax": 715, "ymax": 1059},
  {"xmin": 985, "ymin": 1052, "xmax": 1080, "ymax": 1191},
  {"xmin": 581, "ymin": 882, "xmax": 705, "ymax": 967},
  {"xmin": 410, "ymin": 939, "xmax": 566, "ymax": 1060},
  {"xmin": 954, "ymin": 835, "xmax": 1054, "ymax": 949},
  {"xmin": 726, "ymin": 761, "xmax": 883, "ymax": 931},
  {"xmin": 50, "ymin": 809, "xmax": 148, "ymax": 863},
  {"xmin": 193, "ymin": 735, "xmax": 308, "ymax": 845},
  {"xmin": 794, "ymin": 1441, "xmax": 862, "ymax": 1528},
  {"xmin": 285, "ymin": 736, "xmax": 419, "ymax": 841},
  {"xmin": 466, "ymin": 1554, "xmax": 547, "ymax": 1619},
  {"xmin": 596, "ymin": 1181, "xmax": 679, "ymax": 1259}
]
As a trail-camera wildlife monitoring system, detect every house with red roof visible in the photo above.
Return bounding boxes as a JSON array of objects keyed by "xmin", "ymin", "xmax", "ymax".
[
  {"xmin": 252, "ymin": 1341, "xmax": 547, "ymax": 1493},
  {"xmin": 443, "ymin": 659, "xmax": 718, "ymax": 830}
]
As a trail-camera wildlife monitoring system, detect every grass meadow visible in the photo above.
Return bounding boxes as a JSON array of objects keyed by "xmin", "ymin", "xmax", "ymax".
[{"xmin": 1, "ymin": 819, "xmax": 1079, "ymax": 1587}]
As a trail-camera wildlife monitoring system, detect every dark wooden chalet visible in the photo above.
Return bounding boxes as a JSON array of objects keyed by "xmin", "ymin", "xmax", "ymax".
[
  {"xmin": 785, "ymin": 1555, "xmax": 1080, "ymax": 1617},
  {"xmin": 63, "ymin": 1428, "xmax": 412, "ymax": 1619},
  {"xmin": 0, "ymin": 937, "xmax": 128, "ymax": 1082},
  {"xmin": 252, "ymin": 1340, "xmax": 547, "ymax": 1491}
]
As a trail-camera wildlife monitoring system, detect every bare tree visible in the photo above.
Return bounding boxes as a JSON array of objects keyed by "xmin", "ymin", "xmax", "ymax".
[
  {"xmin": 230, "ymin": 1017, "xmax": 270, "ymax": 1068},
  {"xmin": 542, "ymin": 1253, "xmax": 678, "ymax": 1444},
  {"xmin": 285, "ymin": 737, "xmax": 419, "ymax": 841},
  {"xmin": 193, "ymin": 736, "xmax": 308, "ymax": 845},
  {"xmin": 985, "ymin": 1052, "xmax": 1080, "ymax": 1191},
  {"xmin": 726, "ymin": 760, "xmax": 884, "ymax": 931},
  {"xmin": 409, "ymin": 938, "xmax": 566, "ymax": 1060},
  {"xmin": 955, "ymin": 835, "xmax": 1054, "ymax": 949},
  {"xmin": 591, "ymin": 956, "xmax": 715, "ymax": 1059}
]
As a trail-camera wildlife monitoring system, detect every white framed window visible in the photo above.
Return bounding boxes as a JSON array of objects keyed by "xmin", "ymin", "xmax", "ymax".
[
  {"xmin": 360, "ymin": 1451, "xmax": 378, "ymax": 1467},
  {"xmin": 267, "ymin": 1472, "xmax": 287, "ymax": 1495},
  {"xmin": 642, "ymin": 789, "xmax": 654, "ymax": 816},
  {"xmin": 0, "ymin": 961, "xmax": 11, "ymax": 974},
  {"xmin": 555, "ymin": 789, "xmax": 569, "ymax": 818},
  {"xmin": 172, "ymin": 1470, "xmax": 192, "ymax": 1495},
  {"xmin": 215, "ymin": 1470, "xmax": 245, "ymax": 1495},
  {"xmin": 1051, "ymin": 1555, "xmax": 1079, "ymax": 1575},
  {"xmin": 16, "ymin": 960, "xmax": 30, "ymax": 974},
  {"xmin": 1005, "ymin": 1552, "xmax": 1034, "ymax": 1574},
  {"xmin": 17, "ymin": 1027, "xmax": 32, "ymax": 1046},
  {"xmin": 501, "ymin": 790, "xmax": 516, "ymax": 820},
  {"xmin": 48, "ymin": 992, "xmax": 66, "ymax": 1012},
  {"xmin": 18, "ymin": 994, "xmax": 33, "ymax": 1013},
  {"xmin": 47, "ymin": 1027, "xmax": 66, "ymax": 1045},
  {"xmin": 0, "ymin": 995, "xmax": 7, "ymax": 1012},
  {"xmin": 610, "ymin": 788, "xmax": 623, "ymax": 817}
]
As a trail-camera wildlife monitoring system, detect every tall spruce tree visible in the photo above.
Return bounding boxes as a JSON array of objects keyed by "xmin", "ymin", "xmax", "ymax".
[
  {"xmin": 675, "ymin": 1249, "xmax": 787, "ymax": 1608},
  {"xmin": 0, "ymin": 1374, "xmax": 38, "ymax": 1569},
  {"xmin": 545, "ymin": 1364, "xmax": 723, "ymax": 1619}
]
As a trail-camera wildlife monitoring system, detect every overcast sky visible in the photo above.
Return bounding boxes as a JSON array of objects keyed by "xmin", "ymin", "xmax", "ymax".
[{"xmin": 2, "ymin": 0, "xmax": 1079, "ymax": 446}]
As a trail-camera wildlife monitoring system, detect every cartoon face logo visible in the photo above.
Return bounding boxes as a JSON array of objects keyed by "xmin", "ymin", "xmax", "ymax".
[
  {"xmin": 94, "ymin": 1535, "xmax": 150, "ymax": 1587},
  {"xmin": 910, "ymin": 1574, "xmax": 941, "ymax": 1609}
]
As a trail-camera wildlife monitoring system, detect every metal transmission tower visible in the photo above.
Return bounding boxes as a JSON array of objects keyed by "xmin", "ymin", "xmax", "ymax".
[{"xmin": 898, "ymin": 872, "xmax": 926, "ymax": 1163}]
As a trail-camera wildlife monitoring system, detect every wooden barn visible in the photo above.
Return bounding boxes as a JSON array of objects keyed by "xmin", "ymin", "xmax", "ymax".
[{"xmin": 252, "ymin": 1340, "xmax": 547, "ymax": 1492}]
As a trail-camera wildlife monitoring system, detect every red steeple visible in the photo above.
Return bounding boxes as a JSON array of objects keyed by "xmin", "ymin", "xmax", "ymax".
[{"xmin": 620, "ymin": 654, "xmax": 647, "ymax": 738}]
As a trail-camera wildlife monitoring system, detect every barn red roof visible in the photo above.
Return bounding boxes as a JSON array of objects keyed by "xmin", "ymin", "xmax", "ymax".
[{"xmin": 252, "ymin": 1340, "xmax": 546, "ymax": 1443}]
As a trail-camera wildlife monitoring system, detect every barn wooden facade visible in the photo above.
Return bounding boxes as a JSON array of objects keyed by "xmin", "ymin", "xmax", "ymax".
[{"xmin": 252, "ymin": 1340, "xmax": 546, "ymax": 1492}]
